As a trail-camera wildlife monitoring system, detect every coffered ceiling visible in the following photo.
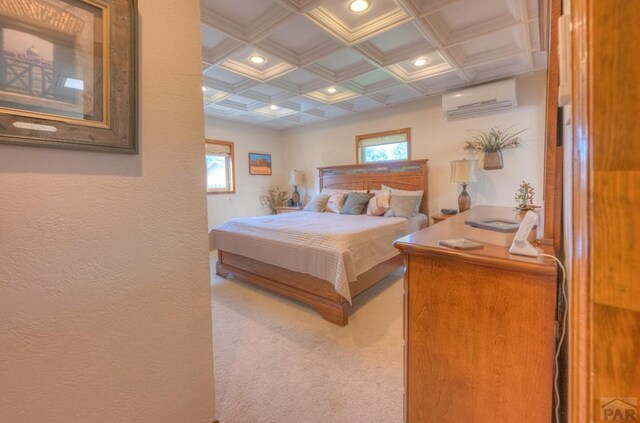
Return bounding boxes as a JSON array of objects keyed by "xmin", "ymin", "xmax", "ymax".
[{"xmin": 200, "ymin": 0, "xmax": 546, "ymax": 129}]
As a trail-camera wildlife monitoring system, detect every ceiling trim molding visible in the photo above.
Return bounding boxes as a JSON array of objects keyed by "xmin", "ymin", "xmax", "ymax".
[
  {"xmin": 304, "ymin": 6, "xmax": 413, "ymax": 45},
  {"xmin": 219, "ymin": 60, "xmax": 298, "ymax": 83},
  {"xmin": 200, "ymin": 6, "xmax": 249, "ymax": 43},
  {"xmin": 202, "ymin": 39, "xmax": 246, "ymax": 66},
  {"xmin": 304, "ymin": 88, "xmax": 359, "ymax": 104}
]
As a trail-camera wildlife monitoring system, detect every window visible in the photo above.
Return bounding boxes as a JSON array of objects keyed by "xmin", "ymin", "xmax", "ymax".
[
  {"xmin": 356, "ymin": 128, "xmax": 411, "ymax": 164},
  {"xmin": 206, "ymin": 140, "xmax": 235, "ymax": 194}
]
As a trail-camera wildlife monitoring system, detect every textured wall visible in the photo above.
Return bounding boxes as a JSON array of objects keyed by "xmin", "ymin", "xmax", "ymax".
[
  {"xmin": 205, "ymin": 117, "xmax": 287, "ymax": 229},
  {"xmin": 282, "ymin": 73, "xmax": 547, "ymax": 219},
  {"xmin": 0, "ymin": 0, "xmax": 216, "ymax": 422}
]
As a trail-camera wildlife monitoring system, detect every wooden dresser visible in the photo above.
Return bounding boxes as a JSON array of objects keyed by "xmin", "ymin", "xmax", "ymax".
[{"xmin": 394, "ymin": 206, "xmax": 558, "ymax": 423}]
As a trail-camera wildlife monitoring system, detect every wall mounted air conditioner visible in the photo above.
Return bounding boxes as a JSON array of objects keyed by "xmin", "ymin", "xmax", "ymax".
[{"xmin": 442, "ymin": 79, "xmax": 517, "ymax": 120}]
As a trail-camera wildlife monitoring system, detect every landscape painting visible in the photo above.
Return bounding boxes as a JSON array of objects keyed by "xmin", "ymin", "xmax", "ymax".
[{"xmin": 249, "ymin": 153, "xmax": 272, "ymax": 175}]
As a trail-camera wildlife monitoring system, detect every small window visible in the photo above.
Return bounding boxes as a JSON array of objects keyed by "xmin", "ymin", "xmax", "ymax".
[
  {"xmin": 206, "ymin": 140, "xmax": 235, "ymax": 194},
  {"xmin": 356, "ymin": 128, "xmax": 411, "ymax": 164}
]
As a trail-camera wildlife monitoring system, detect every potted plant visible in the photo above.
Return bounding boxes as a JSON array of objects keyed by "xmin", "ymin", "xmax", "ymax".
[
  {"xmin": 463, "ymin": 126, "xmax": 525, "ymax": 170},
  {"xmin": 259, "ymin": 186, "xmax": 289, "ymax": 214},
  {"xmin": 515, "ymin": 181, "xmax": 537, "ymax": 210}
]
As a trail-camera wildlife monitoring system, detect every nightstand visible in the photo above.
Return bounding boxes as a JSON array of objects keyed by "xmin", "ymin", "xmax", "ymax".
[
  {"xmin": 432, "ymin": 213, "xmax": 457, "ymax": 224},
  {"xmin": 275, "ymin": 206, "xmax": 302, "ymax": 214}
]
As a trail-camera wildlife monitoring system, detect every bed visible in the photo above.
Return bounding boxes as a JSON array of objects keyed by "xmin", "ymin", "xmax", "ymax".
[{"xmin": 210, "ymin": 160, "xmax": 429, "ymax": 325}]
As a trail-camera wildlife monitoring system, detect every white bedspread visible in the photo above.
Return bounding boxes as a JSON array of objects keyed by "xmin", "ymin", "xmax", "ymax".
[{"xmin": 210, "ymin": 212, "xmax": 427, "ymax": 303}]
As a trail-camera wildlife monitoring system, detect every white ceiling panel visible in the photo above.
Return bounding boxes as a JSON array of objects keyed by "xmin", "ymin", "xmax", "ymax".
[
  {"xmin": 203, "ymin": 66, "xmax": 248, "ymax": 85},
  {"xmin": 346, "ymin": 68, "xmax": 399, "ymax": 94},
  {"xmin": 405, "ymin": 0, "xmax": 460, "ymax": 16},
  {"xmin": 447, "ymin": 26, "xmax": 524, "ymax": 68},
  {"xmin": 334, "ymin": 95, "xmax": 381, "ymax": 113},
  {"xmin": 355, "ymin": 22, "xmax": 436, "ymax": 65},
  {"xmin": 465, "ymin": 53, "xmax": 530, "ymax": 83},
  {"xmin": 258, "ymin": 15, "xmax": 341, "ymax": 65},
  {"xmin": 424, "ymin": 0, "xmax": 521, "ymax": 45},
  {"xmin": 304, "ymin": 0, "xmax": 412, "ymax": 44},
  {"xmin": 373, "ymin": 85, "xmax": 423, "ymax": 105},
  {"xmin": 307, "ymin": 48, "xmax": 376, "ymax": 82},
  {"xmin": 409, "ymin": 70, "xmax": 467, "ymax": 95},
  {"xmin": 386, "ymin": 50, "xmax": 453, "ymax": 82},
  {"xmin": 199, "ymin": 0, "xmax": 547, "ymax": 129},
  {"xmin": 305, "ymin": 84, "xmax": 359, "ymax": 103}
]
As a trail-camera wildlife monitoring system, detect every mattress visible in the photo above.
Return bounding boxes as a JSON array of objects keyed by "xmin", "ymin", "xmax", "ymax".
[{"xmin": 210, "ymin": 211, "xmax": 428, "ymax": 302}]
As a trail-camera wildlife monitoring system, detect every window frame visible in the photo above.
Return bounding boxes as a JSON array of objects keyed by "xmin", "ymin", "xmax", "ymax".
[
  {"xmin": 206, "ymin": 139, "xmax": 236, "ymax": 195},
  {"xmin": 355, "ymin": 128, "xmax": 412, "ymax": 164}
]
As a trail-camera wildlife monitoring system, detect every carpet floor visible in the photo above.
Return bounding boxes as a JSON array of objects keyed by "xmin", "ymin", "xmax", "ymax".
[{"xmin": 210, "ymin": 254, "xmax": 404, "ymax": 423}]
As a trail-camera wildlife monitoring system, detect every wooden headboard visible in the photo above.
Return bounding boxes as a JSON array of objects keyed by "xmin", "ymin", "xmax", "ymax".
[{"xmin": 318, "ymin": 160, "xmax": 429, "ymax": 215}]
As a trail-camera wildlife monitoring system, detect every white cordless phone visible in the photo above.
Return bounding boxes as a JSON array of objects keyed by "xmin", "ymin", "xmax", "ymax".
[{"xmin": 509, "ymin": 211, "xmax": 539, "ymax": 257}]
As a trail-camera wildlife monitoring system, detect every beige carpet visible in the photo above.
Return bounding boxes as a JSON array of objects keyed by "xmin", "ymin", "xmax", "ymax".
[{"xmin": 210, "ymin": 254, "xmax": 404, "ymax": 423}]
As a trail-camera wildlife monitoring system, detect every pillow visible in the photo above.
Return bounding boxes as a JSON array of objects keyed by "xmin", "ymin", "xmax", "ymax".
[
  {"xmin": 326, "ymin": 192, "xmax": 347, "ymax": 213},
  {"xmin": 367, "ymin": 190, "xmax": 391, "ymax": 216},
  {"xmin": 303, "ymin": 194, "xmax": 330, "ymax": 212},
  {"xmin": 341, "ymin": 192, "xmax": 374, "ymax": 215},
  {"xmin": 384, "ymin": 194, "xmax": 422, "ymax": 219},
  {"xmin": 381, "ymin": 185, "xmax": 424, "ymax": 214}
]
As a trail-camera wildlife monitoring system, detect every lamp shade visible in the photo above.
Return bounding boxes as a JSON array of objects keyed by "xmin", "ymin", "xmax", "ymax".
[
  {"xmin": 450, "ymin": 159, "xmax": 478, "ymax": 184},
  {"xmin": 288, "ymin": 170, "xmax": 305, "ymax": 186}
]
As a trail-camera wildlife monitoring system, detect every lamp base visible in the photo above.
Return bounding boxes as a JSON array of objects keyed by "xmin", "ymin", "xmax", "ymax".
[
  {"xmin": 458, "ymin": 184, "xmax": 471, "ymax": 212},
  {"xmin": 292, "ymin": 186, "xmax": 300, "ymax": 206}
]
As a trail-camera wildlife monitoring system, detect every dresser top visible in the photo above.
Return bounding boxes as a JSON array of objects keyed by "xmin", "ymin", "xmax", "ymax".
[{"xmin": 394, "ymin": 206, "xmax": 557, "ymax": 276}]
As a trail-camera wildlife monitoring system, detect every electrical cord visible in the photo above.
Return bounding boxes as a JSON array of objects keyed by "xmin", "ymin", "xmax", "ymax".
[{"xmin": 538, "ymin": 253, "xmax": 567, "ymax": 423}]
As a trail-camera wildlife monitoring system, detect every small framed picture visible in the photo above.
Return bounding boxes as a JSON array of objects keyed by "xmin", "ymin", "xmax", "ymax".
[
  {"xmin": 0, "ymin": 0, "xmax": 137, "ymax": 153},
  {"xmin": 248, "ymin": 152, "xmax": 272, "ymax": 175}
]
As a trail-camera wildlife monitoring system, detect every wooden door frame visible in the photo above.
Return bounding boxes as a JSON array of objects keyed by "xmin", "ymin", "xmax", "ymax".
[{"xmin": 568, "ymin": 0, "xmax": 592, "ymax": 420}]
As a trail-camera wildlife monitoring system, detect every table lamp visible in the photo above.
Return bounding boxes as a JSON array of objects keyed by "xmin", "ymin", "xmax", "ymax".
[
  {"xmin": 289, "ymin": 170, "xmax": 305, "ymax": 207},
  {"xmin": 450, "ymin": 159, "xmax": 478, "ymax": 212}
]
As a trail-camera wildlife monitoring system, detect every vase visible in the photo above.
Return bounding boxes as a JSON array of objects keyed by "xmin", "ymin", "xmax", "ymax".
[{"xmin": 483, "ymin": 150, "xmax": 504, "ymax": 170}]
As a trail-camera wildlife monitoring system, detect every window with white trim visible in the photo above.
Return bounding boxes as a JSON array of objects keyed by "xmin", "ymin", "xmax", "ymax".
[
  {"xmin": 206, "ymin": 140, "xmax": 235, "ymax": 194},
  {"xmin": 356, "ymin": 128, "xmax": 411, "ymax": 164}
]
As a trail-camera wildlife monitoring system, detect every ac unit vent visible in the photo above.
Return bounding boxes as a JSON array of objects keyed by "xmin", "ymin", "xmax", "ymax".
[{"xmin": 442, "ymin": 79, "xmax": 517, "ymax": 120}]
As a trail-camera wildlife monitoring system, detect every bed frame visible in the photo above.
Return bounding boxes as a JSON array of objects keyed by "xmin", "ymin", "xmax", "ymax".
[{"xmin": 215, "ymin": 160, "xmax": 429, "ymax": 325}]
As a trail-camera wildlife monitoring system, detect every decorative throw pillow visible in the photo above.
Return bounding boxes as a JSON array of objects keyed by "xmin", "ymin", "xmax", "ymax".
[
  {"xmin": 326, "ymin": 192, "xmax": 348, "ymax": 213},
  {"xmin": 367, "ymin": 190, "xmax": 391, "ymax": 216},
  {"xmin": 384, "ymin": 194, "xmax": 422, "ymax": 219},
  {"xmin": 303, "ymin": 194, "xmax": 330, "ymax": 212},
  {"xmin": 341, "ymin": 192, "xmax": 374, "ymax": 215},
  {"xmin": 381, "ymin": 185, "xmax": 423, "ymax": 214}
]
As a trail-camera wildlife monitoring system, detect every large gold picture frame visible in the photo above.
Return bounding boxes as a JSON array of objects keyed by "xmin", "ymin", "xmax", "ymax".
[{"xmin": 0, "ymin": 0, "xmax": 137, "ymax": 153}]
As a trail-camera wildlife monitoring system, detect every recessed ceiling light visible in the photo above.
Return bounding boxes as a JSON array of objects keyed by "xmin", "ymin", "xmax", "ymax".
[
  {"xmin": 249, "ymin": 55, "xmax": 266, "ymax": 65},
  {"xmin": 270, "ymin": 105, "xmax": 279, "ymax": 110},
  {"xmin": 349, "ymin": 0, "xmax": 370, "ymax": 13},
  {"xmin": 202, "ymin": 86, "xmax": 207, "ymax": 92},
  {"xmin": 413, "ymin": 58, "xmax": 429, "ymax": 67},
  {"xmin": 327, "ymin": 87, "xmax": 337, "ymax": 94}
]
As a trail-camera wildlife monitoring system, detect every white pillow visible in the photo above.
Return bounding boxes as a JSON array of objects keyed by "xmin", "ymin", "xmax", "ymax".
[
  {"xmin": 326, "ymin": 192, "xmax": 348, "ymax": 213},
  {"xmin": 381, "ymin": 185, "xmax": 423, "ymax": 214},
  {"xmin": 367, "ymin": 190, "xmax": 391, "ymax": 216}
]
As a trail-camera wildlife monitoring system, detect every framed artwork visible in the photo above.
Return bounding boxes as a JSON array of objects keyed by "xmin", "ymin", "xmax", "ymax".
[
  {"xmin": 0, "ymin": 0, "xmax": 137, "ymax": 153},
  {"xmin": 248, "ymin": 152, "xmax": 272, "ymax": 175}
]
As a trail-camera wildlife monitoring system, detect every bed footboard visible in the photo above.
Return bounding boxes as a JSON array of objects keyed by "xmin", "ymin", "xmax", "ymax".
[{"xmin": 216, "ymin": 250, "xmax": 402, "ymax": 325}]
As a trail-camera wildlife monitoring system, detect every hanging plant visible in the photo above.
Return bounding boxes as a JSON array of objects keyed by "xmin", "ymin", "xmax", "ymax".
[{"xmin": 463, "ymin": 126, "xmax": 525, "ymax": 170}]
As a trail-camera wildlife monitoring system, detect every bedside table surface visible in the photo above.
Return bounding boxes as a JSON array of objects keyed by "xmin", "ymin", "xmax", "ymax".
[
  {"xmin": 275, "ymin": 206, "xmax": 303, "ymax": 214},
  {"xmin": 432, "ymin": 213, "xmax": 458, "ymax": 223}
]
